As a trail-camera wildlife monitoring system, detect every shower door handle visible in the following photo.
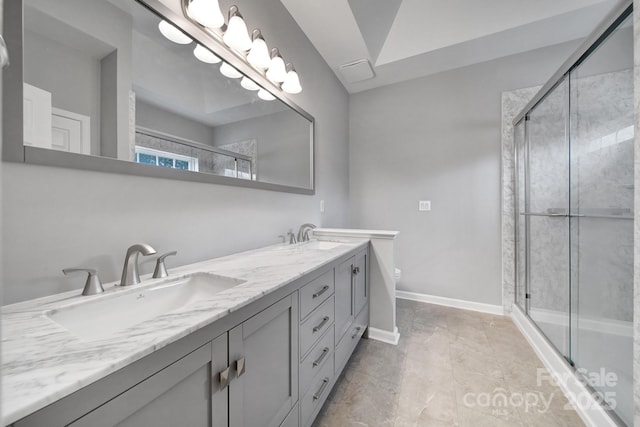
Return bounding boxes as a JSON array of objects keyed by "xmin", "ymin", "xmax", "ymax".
[{"xmin": 520, "ymin": 212, "xmax": 568, "ymax": 218}]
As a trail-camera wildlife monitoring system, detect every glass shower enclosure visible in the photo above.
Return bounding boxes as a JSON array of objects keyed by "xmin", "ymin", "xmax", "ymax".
[{"xmin": 514, "ymin": 4, "xmax": 633, "ymax": 425}]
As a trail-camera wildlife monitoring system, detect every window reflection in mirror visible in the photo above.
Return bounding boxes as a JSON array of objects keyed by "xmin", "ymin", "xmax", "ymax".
[{"xmin": 21, "ymin": 0, "xmax": 313, "ymax": 189}]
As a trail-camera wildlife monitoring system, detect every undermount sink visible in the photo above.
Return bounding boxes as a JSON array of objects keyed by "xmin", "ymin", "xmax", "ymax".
[
  {"xmin": 306, "ymin": 240, "xmax": 350, "ymax": 250},
  {"xmin": 46, "ymin": 273, "xmax": 246, "ymax": 342}
]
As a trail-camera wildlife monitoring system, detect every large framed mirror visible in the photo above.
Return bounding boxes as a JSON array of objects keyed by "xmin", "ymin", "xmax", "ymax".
[{"xmin": 2, "ymin": 0, "xmax": 315, "ymax": 194}]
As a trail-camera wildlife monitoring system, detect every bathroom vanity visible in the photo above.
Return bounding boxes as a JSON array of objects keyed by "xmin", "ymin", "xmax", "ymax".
[{"xmin": 2, "ymin": 240, "xmax": 370, "ymax": 427}]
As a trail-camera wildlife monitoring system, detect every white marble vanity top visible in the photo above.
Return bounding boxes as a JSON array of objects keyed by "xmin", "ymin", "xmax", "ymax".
[{"xmin": 1, "ymin": 238, "xmax": 368, "ymax": 425}]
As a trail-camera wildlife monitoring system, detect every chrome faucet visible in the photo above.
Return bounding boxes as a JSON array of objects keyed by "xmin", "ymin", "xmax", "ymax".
[
  {"xmin": 297, "ymin": 223, "xmax": 317, "ymax": 242},
  {"xmin": 120, "ymin": 243, "xmax": 157, "ymax": 286}
]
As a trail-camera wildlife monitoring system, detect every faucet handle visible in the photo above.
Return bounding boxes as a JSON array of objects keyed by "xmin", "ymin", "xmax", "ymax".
[
  {"xmin": 153, "ymin": 251, "xmax": 177, "ymax": 279},
  {"xmin": 63, "ymin": 268, "xmax": 104, "ymax": 296},
  {"xmin": 287, "ymin": 231, "xmax": 297, "ymax": 244}
]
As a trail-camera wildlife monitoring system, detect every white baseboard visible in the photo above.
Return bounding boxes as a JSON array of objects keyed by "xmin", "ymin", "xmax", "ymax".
[
  {"xmin": 367, "ymin": 326, "xmax": 400, "ymax": 345},
  {"xmin": 396, "ymin": 290, "xmax": 504, "ymax": 316},
  {"xmin": 511, "ymin": 306, "xmax": 621, "ymax": 427}
]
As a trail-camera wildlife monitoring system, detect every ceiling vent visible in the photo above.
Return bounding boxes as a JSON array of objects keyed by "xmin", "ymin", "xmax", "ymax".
[{"xmin": 338, "ymin": 59, "xmax": 375, "ymax": 83}]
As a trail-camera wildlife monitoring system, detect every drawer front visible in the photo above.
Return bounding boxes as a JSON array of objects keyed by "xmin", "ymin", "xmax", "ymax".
[
  {"xmin": 335, "ymin": 306, "xmax": 369, "ymax": 377},
  {"xmin": 300, "ymin": 295, "xmax": 334, "ymax": 359},
  {"xmin": 300, "ymin": 356, "xmax": 334, "ymax": 427},
  {"xmin": 300, "ymin": 325, "xmax": 334, "ymax": 395},
  {"xmin": 299, "ymin": 270, "xmax": 335, "ymax": 320}
]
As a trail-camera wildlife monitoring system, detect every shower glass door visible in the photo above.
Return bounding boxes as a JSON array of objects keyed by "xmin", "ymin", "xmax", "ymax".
[
  {"xmin": 569, "ymin": 13, "xmax": 633, "ymax": 425},
  {"xmin": 526, "ymin": 79, "xmax": 571, "ymax": 358}
]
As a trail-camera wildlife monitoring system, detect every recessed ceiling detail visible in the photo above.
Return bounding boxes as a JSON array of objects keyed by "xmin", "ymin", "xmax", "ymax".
[
  {"xmin": 280, "ymin": 0, "xmax": 619, "ymax": 93},
  {"xmin": 347, "ymin": 0, "xmax": 402, "ymax": 63}
]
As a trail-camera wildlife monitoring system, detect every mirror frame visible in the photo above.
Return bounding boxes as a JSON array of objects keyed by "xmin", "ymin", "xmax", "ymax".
[{"xmin": 2, "ymin": 0, "xmax": 315, "ymax": 195}]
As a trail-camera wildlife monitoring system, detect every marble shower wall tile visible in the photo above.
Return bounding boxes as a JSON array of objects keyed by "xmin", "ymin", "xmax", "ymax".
[{"xmin": 501, "ymin": 86, "xmax": 539, "ymax": 314}]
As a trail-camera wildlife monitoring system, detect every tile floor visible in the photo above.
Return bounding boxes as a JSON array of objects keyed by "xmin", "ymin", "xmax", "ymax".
[{"xmin": 312, "ymin": 299, "xmax": 586, "ymax": 427}]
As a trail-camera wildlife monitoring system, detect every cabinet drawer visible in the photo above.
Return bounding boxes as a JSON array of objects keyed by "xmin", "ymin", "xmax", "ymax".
[
  {"xmin": 300, "ymin": 325, "xmax": 334, "ymax": 395},
  {"xmin": 300, "ymin": 295, "xmax": 334, "ymax": 359},
  {"xmin": 335, "ymin": 306, "xmax": 369, "ymax": 377},
  {"xmin": 300, "ymin": 355, "xmax": 334, "ymax": 427},
  {"xmin": 299, "ymin": 270, "xmax": 334, "ymax": 320}
]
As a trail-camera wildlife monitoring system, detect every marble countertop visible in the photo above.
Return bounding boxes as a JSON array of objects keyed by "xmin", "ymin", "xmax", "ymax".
[{"xmin": 1, "ymin": 238, "xmax": 368, "ymax": 425}]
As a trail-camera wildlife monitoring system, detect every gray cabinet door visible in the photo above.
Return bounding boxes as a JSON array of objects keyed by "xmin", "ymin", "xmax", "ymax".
[
  {"xmin": 353, "ymin": 250, "xmax": 367, "ymax": 316},
  {"xmin": 229, "ymin": 294, "xmax": 299, "ymax": 427},
  {"xmin": 69, "ymin": 334, "xmax": 229, "ymax": 427},
  {"xmin": 335, "ymin": 256, "xmax": 355, "ymax": 345}
]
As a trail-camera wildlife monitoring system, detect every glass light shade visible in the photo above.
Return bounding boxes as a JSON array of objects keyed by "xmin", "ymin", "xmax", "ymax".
[
  {"xmin": 257, "ymin": 89, "xmax": 275, "ymax": 101},
  {"xmin": 247, "ymin": 37, "xmax": 271, "ymax": 70},
  {"xmin": 266, "ymin": 54, "xmax": 286, "ymax": 83},
  {"xmin": 187, "ymin": 0, "xmax": 224, "ymax": 29},
  {"xmin": 193, "ymin": 44, "xmax": 221, "ymax": 64},
  {"xmin": 158, "ymin": 20, "xmax": 192, "ymax": 44},
  {"xmin": 240, "ymin": 77, "xmax": 260, "ymax": 91},
  {"xmin": 282, "ymin": 70, "xmax": 302, "ymax": 94},
  {"xmin": 220, "ymin": 62, "xmax": 242, "ymax": 79},
  {"xmin": 222, "ymin": 12, "xmax": 252, "ymax": 52}
]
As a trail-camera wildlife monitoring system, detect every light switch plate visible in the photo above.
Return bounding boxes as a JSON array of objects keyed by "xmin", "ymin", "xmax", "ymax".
[{"xmin": 419, "ymin": 200, "xmax": 431, "ymax": 211}]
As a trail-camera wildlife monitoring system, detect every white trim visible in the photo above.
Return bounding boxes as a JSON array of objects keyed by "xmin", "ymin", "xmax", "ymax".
[
  {"xmin": 511, "ymin": 305, "xmax": 620, "ymax": 427},
  {"xmin": 313, "ymin": 228, "xmax": 399, "ymax": 240},
  {"xmin": 367, "ymin": 326, "xmax": 400, "ymax": 345},
  {"xmin": 52, "ymin": 107, "xmax": 91, "ymax": 155},
  {"xmin": 396, "ymin": 290, "xmax": 504, "ymax": 316}
]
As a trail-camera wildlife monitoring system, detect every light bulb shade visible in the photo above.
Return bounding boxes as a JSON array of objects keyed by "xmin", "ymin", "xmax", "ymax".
[
  {"xmin": 222, "ymin": 7, "xmax": 252, "ymax": 52},
  {"xmin": 258, "ymin": 89, "xmax": 275, "ymax": 101},
  {"xmin": 194, "ymin": 44, "xmax": 221, "ymax": 63},
  {"xmin": 187, "ymin": 0, "xmax": 224, "ymax": 29},
  {"xmin": 220, "ymin": 62, "xmax": 242, "ymax": 79},
  {"xmin": 240, "ymin": 77, "xmax": 260, "ymax": 91},
  {"xmin": 266, "ymin": 53, "xmax": 286, "ymax": 83},
  {"xmin": 247, "ymin": 37, "xmax": 271, "ymax": 70},
  {"xmin": 282, "ymin": 69, "xmax": 302, "ymax": 94},
  {"xmin": 158, "ymin": 20, "xmax": 192, "ymax": 44}
]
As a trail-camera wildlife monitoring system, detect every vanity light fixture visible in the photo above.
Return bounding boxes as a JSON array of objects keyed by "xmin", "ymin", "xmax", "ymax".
[
  {"xmin": 222, "ymin": 6, "xmax": 252, "ymax": 52},
  {"xmin": 187, "ymin": 0, "xmax": 224, "ymax": 30},
  {"xmin": 220, "ymin": 62, "xmax": 242, "ymax": 79},
  {"xmin": 266, "ymin": 48, "xmax": 287, "ymax": 83},
  {"xmin": 194, "ymin": 44, "xmax": 221, "ymax": 63},
  {"xmin": 158, "ymin": 20, "xmax": 192, "ymax": 44},
  {"xmin": 177, "ymin": 2, "xmax": 303, "ymax": 96},
  {"xmin": 257, "ymin": 88, "xmax": 276, "ymax": 101},
  {"xmin": 282, "ymin": 63, "xmax": 302, "ymax": 94},
  {"xmin": 246, "ymin": 30, "xmax": 271, "ymax": 70},
  {"xmin": 240, "ymin": 77, "xmax": 260, "ymax": 91}
]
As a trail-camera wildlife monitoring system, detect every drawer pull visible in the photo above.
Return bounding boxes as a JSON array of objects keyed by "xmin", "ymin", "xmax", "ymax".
[
  {"xmin": 312, "ymin": 347, "xmax": 330, "ymax": 367},
  {"xmin": 218, "ymin": 367, "xmax": 231, "ymax": 390},
  {"xmin": 235, "ymin": 357, "xmax": 246, "ymax": 377},
  {"xmin": 313, "ymin": 378, "xmax": 330, "ymax": 401},
  {"xmin": 352, "ymin": 266, "xmax": 360, "ymax": 275},
  {"xmin": 312, "ymin": 285, "xmax": 330, "ymax": 299},
  {"xmin": 313, "ymin": 316, "xmax": 330, "ymax": 333},
  {"xmin": 351, "ymin": 326, "xmax": 362, "ymax": 340}
]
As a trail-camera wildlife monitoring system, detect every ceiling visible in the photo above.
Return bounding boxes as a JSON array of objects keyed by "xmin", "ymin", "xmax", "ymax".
[{"xmin": 280, "ymin": 0, "xmax": 622, "ymax": 93}]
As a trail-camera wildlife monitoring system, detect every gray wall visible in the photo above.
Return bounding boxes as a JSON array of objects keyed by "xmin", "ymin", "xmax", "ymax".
[
  {"xmin": 349, "ymin": 41, "xmax": 582, "ymax": 306},
  {"xmin": 1, "ymin": 0, "xmax": 349, "ymax": 304}
]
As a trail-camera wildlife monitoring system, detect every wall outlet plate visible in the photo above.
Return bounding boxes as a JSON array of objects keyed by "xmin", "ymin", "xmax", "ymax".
[{"xmin": 419, "ymin": 200, "xmax": 431, "ymax": 211}]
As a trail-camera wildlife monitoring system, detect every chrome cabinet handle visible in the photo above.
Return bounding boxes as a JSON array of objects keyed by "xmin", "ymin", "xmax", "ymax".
[
  {"xmin": 312, "ymin": 285, "xmax": 330, "ymax": 299},
  {"xmin": 219, "ymin": 367, "xmax": 231, "ymax": 390},
  {"xmin": 351, "ymin": 326, "xmax": 362, "ymax": 340},
  {"xmin": 235, "ymin": 357, "xmax": 246, "ymax": 377},
  {"xmin": 313, "ymin": 316, "xmax": 330, "ymax": 333},
  {"xmin": 352, "ymin": 266, "xmax": 360, "ymax": 275},
  {"xmin": 312, "ymin": 347, "xmax": 330, "ymax": 367},
  {"xmin": 313, "ymin": 378, "xmax": 330, "ymax": 401}
]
